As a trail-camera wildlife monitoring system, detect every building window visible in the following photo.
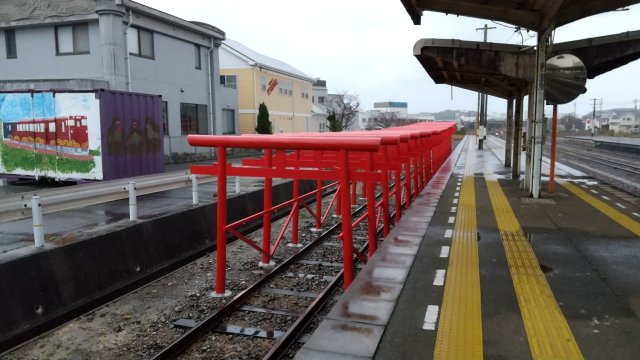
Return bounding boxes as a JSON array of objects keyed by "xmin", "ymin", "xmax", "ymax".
[
  {"xmin": 180, "ymin": 103, "xmax": 208, "ymax": 135},
  {"xmin": 5, "ymin": 29, "xmax": 16, "ymax": 59},
  {"xmin": 162, "ymin": 101, "xmax": 168, "ymax": 135},
  {"xmin": 261, "ymin": 77, "xmax": 267, "ymax": 92},
  {"xmin": 222, "ymin": 108, "xmax": 235, "ymax": 134},
  {"xmin": 127, "ymin": 27, "xmax": 154, "ymax": 58},
  {"xmin": 55, "ymin": 23, "xmax": 89, "ymax": 55},
  {"xmin": 220, "ymin": 75, "xmax": 237, "ymax": 89},
  {"xmin": 194, "ymin": 45, "xmax": 201, "ymax": 69},
  {"xmin": 301, "ymin": 87, "xmax": 309, "ymax": 99},
  {"xmin": 318, "ymin": 96, "xmax": 325, "ymax": 104},
  {"xmin": 279, "ymin": 82, "xmax": 292, "ymax": 96}
]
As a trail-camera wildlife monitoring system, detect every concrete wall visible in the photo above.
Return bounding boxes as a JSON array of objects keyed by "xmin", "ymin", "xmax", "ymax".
[
  {"xmin": 0, "ymin": 23, "xmax": 103, "ymax": 83},
  {"xmin": 0, "ymin": 180, "xmax": 316, "ymax": 352}
]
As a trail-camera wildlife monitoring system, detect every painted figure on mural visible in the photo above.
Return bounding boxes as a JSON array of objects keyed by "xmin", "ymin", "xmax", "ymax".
[
  {"xmin": 128, "ymin": 119, "xmax": 144, "ymax": 156},
  {"xmin": 144, "ymin": 117, "xmax": 161, "ymax": 154},
  {"xmin": 107, "ymin": 117, "xmax": 125, "ymax": 155}
]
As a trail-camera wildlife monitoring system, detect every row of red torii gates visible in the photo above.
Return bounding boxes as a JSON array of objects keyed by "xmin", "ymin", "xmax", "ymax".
[{"xmin": 189, "ymin": 122, "xmax": 457, "ymax": 297}]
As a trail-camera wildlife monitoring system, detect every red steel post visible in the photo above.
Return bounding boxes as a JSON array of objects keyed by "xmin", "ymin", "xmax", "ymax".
[
  {"xmin": 340, "ymin": 149, "xmax": 355, "ymax": 288},
  {"xmin": 382, "ymin": 145, "xmax": 390, "ymax": 236},
  {"xmin": 394, "ymin": 160, "xmax": 402, "ymax": 222},
  {"xmin": 351, "ymin": 181, "xmax": 357, "ymax": 205},
  {"xmin": 314, "ymin": 179, "xmax": 322, "ymax": 230},
  {"xmin": 214, "ymin": 146, "xmax": 228, "ymax": 296},
  {"xmin": 366, "ymin": 152, "xmax": 377, "ymax": 255},
  {"xmin": 336, "ymin": 186, "xmax": 342, "ymax": 216},
  {"xmin": 261, "ymin": 149, "xmax": 273, "ymax": 265},
  {"xmin": 291, "ymin": 150, "xmax": 300, "ymax": 246}
]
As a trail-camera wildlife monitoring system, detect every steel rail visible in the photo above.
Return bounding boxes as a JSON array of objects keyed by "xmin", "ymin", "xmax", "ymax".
[
  {"xmin": 557, "ymin": 148, "xmax": 640, "ymax": 176},
  {"xmin": 152, "ymin": 192, "xmax": 386, "ymax": 360},
  {"xmin": 0, "ymin": 170, "xmax": 214, "ymax": 223}
]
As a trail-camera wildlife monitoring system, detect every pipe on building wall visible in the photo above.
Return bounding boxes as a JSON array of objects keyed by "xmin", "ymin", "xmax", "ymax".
[
  {"xmin": 124, "ymin": 9, "xmax": 133, "ymax": 91},
  {"xmin": 253, "ymin": 67, "xmax": 258, "ymax": 125},
  {"xmin": 207, "ymin": 38, "xmax": 214, "ymax": 135}
]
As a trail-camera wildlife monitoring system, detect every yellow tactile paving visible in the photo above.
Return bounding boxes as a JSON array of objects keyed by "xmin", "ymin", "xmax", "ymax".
[
  {"xmin": 485, "ymin": 167, "xmax": 584, "ymax": 360},
  {"xmin": 434, "ymin": 141, "xmax": 483, "ymax": 360},
  {"xmin": 557, "ymin": 179, "xmax": 640, "ymax": 237}
]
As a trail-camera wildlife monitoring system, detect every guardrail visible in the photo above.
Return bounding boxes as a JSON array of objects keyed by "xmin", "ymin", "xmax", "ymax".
[
  {"xmin": 0, "ymin": 170, "xmax": 216, "ymax": 224},
  {"xmin": 0, "ymin": 170, "xmax": 240, "ymax": 247}
]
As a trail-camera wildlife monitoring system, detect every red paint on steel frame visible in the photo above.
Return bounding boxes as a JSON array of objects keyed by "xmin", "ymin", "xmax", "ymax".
[{"xmin": 188, "ymin": 122, "xmax": 456, "ymax": 295}]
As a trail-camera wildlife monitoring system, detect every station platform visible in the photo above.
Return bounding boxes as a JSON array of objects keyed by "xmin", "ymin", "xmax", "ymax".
[{"xmin": 296, "ymin": 136, "xmax": 640, "ymax": 360}]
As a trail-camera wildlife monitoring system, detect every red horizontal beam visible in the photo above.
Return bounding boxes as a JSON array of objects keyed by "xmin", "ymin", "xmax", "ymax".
[{"xmin": 188, "ymin": 135, "xmax": 381, "ymax": 151}]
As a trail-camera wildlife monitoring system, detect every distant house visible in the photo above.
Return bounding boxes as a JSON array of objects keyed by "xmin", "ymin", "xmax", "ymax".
[
  {"xmin": 583, "ymin": 108, "xmax": 639, "ymax": 134},
  {"xmin": 312, "ymin": 79, "xmax": 329, "ymax": 132},
  {"xmin": 0, "ymin": 0, "xmax": 234, "ymax": 159},
  {"xmin": 219, "ymin": 39, "xmax": 316, "ymax": 134}
]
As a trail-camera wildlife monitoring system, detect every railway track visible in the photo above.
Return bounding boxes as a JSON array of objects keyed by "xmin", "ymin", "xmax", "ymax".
[
  {"xmin": 3, "ymin": 182, "xmax": 401, "ymax": 359},
  {"xmin": 154, "ymin": 209, "xmax": 365, "ymax": 358},
  {"xmin": 555, "ymin": 141, "xmax": 640, "ymax": 174},
  {"xmin": 541, "ymin": 139, "xmax": 640, "ymax": 197}
]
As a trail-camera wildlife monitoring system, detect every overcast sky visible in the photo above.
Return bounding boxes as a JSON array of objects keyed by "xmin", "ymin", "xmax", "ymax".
[{"xmin": 136, "ymin": 0, "xmax": 640, "ymax": 118}]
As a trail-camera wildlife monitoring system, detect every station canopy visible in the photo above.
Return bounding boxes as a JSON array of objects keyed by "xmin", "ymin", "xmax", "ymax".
[
  {"xmin": 413, "ymin": 30, "xmax": 640, "ymax": 99},
  {"xmin": 401, "ymin": 0, "xmax": 640, "ymax": 32}
]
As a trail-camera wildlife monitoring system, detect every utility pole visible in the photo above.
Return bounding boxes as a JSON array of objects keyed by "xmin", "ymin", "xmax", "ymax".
[
  {"xmin": 476, "ymin": 24, "xmax": 496, "ymax": 150},
  {"xmin": 591, "ymin": 98, "xmax": 597, "ymax": 136}
]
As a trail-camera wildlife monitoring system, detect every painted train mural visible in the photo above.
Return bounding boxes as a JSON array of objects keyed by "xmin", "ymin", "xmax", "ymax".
[
  {"xmin": 3, "ymin": 115, "xmax": 90, "ymax": 156},
  {"xmin": 0, "ymin": 90, "xmax": 163, "ymax": 181}
]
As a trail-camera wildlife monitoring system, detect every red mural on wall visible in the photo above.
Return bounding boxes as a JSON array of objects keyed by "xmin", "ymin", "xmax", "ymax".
[{"xmin": 267, "ymin": 78, "xmax": 278, "ymax": 95}]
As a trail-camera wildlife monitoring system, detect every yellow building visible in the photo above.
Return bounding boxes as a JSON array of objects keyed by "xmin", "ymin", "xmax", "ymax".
[{"xmin": 219, "ymin": 39, "xmax": 318, "ymax": 134}]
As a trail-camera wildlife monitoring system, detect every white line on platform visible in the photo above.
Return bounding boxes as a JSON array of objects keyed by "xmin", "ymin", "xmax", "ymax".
[
  {"xmin": 633, "ymin": 212, "xmax": 640, "ymax": 218},
  {"xmin": 451, "ymin": 207, "xmax": 457, "ymax": 213},
  {"xmin": 591, "ymin": 189, "xmax": 599, "ymax": 194},
  {"xmin": 456, "ymin": 186, "xmax": 461, "ymax": 191},
  {"xmin": 453, "ymin": 199, "xmax": 459, "ymax": 204},
  {"xmin": 433, "ymin": 269, "xmax": 446, "ymax": 286},
  {"xmin": 454, "ymin": 192, "xmax": 460, "ymax": 197},
  {"xmin": 448, "ymin": 216, "xmax": 455, "ymax": 224},
  {"xmin": 422, "ymin": 305, "xmax": 439, "ymax": 330},
  {"xmin": 616, "ymin": 203, "xmax": 627, "ymax": 209},
  {"xmin": 444, "ymin": 229, "xmax": 453, "ymax": 238},
  {"xmin": 440, "ymin": 246, "xmax": 450, "ymax": 258},
  {"xmin": 602, "ymin": 196, "xmax": 611, "ymax": 201}
]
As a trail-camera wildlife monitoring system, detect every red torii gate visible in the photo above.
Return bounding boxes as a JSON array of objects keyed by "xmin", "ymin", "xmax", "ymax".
[
  {"xmin": 189, "ymin": 122, "xmax": 456, "ymax": 296},
  {"xmin": 189, "ymin": 136, "xmax": 383, "ymax": 296}
]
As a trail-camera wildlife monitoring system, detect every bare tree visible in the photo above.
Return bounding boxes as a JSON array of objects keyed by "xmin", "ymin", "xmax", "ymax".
[
  {"xmin": 371, "ymin": 112, "xmax": 400, "ymax": 129},
  {"xmin": 326, "ymin": 91, "xmax": 360, "ymax": 131}
]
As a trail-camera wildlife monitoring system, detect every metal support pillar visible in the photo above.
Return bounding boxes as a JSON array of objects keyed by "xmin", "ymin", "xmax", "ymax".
[
  {"xmin": 479, "ymin": 92, "xmax": 486, "ymax": 150},
  {"xmin": 505, "ymin": 98, "xmax": 514, "ymax": 167},
  {"xmin": 524, "ymin": 83, "xmax": 535, "ymax": 190},
  {"xmin": 512, "ymin": 91, "xmax": 524, "ymax": 179},
  {"xmin": 548, "ymin": 104, "xmax": 558, "ymax": 193},
  {"xmin": 532, "ymin": 32, "xmax": 549, "ymax": 198}
]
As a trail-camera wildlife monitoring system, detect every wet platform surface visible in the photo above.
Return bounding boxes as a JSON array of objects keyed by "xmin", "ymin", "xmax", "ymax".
[{"xmin": 296, "ymin": 136, "xmax": 640, "ymax": 360}]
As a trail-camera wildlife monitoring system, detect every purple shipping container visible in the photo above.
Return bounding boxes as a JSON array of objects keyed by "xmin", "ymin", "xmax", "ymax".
[{"xmin": 0, "ymin": 89, "xmax": 164, "ymax": 181}]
